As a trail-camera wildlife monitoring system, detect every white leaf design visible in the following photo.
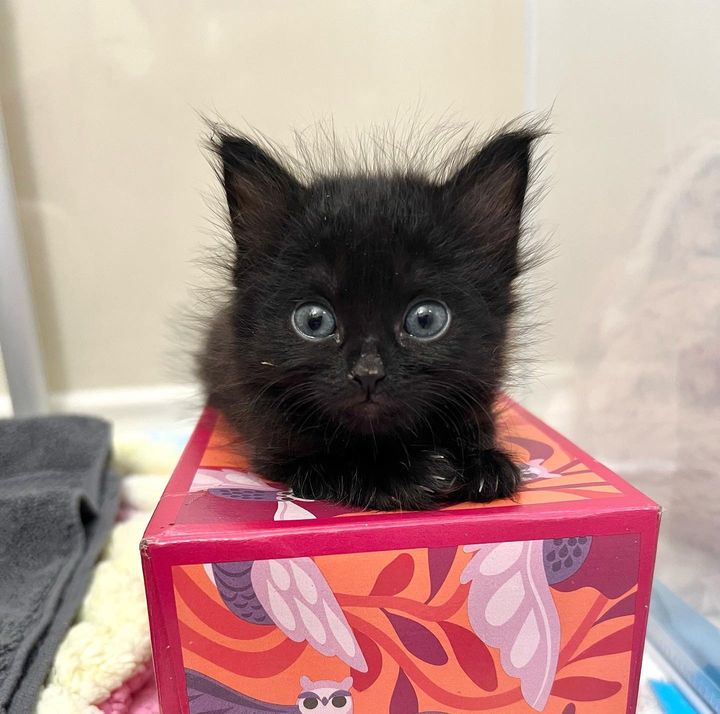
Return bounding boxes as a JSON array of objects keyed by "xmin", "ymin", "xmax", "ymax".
[
  {"xmin": 461, "ymin": 540, "xmax": 560, "ymax": 711},
  {"xmin": 251, "ymin": 557, "xmax": 368, "ymax": 672},
  {"xmin": 274, "ymin": 499, "xmax": 316, "ymax": 521},
  {"xmin": 190, "ymin": 467, "xmax": 278, "ymax": 493}
]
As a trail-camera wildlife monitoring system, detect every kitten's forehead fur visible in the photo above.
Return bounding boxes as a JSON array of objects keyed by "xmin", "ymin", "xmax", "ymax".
[
  {"xmin": 206, "ymin": 115, "xmax": 546, "ymax": 192},
  {"xmin": 206, "ymin": 118, "xmax": 546, "ymax": 291}
]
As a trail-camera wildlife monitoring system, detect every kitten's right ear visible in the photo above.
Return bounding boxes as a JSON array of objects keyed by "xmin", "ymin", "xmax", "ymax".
[
  {"xmin": 215, "ymin": 134, "xmax": 300, "ymax": 241},
  {"xmin": 441, "ymin": 126, "xmax": 542, "ymax": 276}
]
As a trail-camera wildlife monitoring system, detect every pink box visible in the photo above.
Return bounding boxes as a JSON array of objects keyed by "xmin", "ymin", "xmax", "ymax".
[{"xmin": 142, "ymin": 399, "xmax": 660, "ymax": 714}]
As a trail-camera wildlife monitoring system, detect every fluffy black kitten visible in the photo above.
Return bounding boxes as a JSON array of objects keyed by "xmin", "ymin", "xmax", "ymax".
[{"xmin": 200, "ymin": 124, "xmax": 541, "ymax": 510}]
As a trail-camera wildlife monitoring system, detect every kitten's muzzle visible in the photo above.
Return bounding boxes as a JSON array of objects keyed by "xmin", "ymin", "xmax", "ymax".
[{"xmin": 349, "ymin": 344, "xmax": 386, "ymax": 395}]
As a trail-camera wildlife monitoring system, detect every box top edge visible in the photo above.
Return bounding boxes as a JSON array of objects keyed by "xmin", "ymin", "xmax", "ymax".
[{"xmin": 145, "ymin": 397, "xmax": 660, "ymax": 536}]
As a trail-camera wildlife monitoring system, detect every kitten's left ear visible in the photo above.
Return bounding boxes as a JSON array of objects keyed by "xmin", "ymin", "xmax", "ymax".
[
  {"xmin": 215, "ymin": 133, "xmax": 301, "ymax": 245},
  {"xmin": 444, "ymin": 128, "xmax": 540, "ymax": 269}
]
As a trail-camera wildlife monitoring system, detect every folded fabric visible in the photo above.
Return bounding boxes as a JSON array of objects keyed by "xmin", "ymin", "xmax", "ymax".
[
  {"xmin": 36, "ymin": 514, "xmax": 155, "ymax": 713},
  {"xmin": 0, "ymin": 415, "xmax": 119, "ymax": 714},
  {"xmin": 35, "ymin": 434, "xmax": 180, "ymax": 714}
]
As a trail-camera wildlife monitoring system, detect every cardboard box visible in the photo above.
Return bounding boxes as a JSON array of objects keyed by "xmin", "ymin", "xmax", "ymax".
[{"xmin": 142, "ymin": 399, "xmax": 660, "ymax": 714}]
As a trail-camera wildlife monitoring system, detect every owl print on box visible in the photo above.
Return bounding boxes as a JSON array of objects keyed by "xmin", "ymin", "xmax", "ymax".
[
  {"xmin": 297, "ymin": 677, "xmax": 354, "ymax": 713},
  {"xmin": 185, "ymin": 671, "xmax": 353, "ymax": 713}
]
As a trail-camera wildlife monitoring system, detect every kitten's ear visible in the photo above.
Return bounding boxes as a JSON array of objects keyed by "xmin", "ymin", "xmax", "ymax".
[
  {"xmin": 444, "ymin": 129, "xmax": 539, "ymax": 270},
  {"xmin": 447, "ymin": 129, "xmax": 537, "ymax": 223},
  {"xmin": 216, "ymin": 134, "xmax": 300, "ymax": 241}
]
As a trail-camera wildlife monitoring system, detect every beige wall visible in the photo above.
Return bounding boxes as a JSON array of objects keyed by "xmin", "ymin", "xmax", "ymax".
[
  {"xmin": 0, "ymin": 0, "xmax": 524, "ymax": 394},
  {"xmin": 515, "ymin": 0, "xmax": 720, "ymax": 425},
  {"xmin": 527, "ymin": 0, "xmax": 720, "ymax": 623},
  {"xmin": 531, "ymin": 0, "xmax": 720, "ymax": 376}
]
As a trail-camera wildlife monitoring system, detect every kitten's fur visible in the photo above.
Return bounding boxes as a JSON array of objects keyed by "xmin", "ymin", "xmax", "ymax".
[{"xmin": 200, "ymin": 123, "xmax": 541, "ymax": 510}]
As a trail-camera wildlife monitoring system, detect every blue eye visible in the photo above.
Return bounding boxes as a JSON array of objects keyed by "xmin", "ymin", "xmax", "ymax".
[
  {"xmin": 403, "ymin": 300, "xmax": 450, "ymax": 340},
  {"xmin": 292, "ymin": 303, "xmax": 336, "ymax": 340}
]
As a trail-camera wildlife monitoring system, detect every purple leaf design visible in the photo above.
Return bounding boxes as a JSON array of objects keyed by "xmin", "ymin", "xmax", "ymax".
[
  {"xmin": 543, "ymin": 537, "xmax": 592, "ymax": 584},
  {"xmin": 384, "ymin": 611, "xmax": 448, "ymax": 665},
  {"xmin": 439, "ymin": 621, "xmax": 498, "ymax": 691},
  {"xmin": 185, "ymin": 669, "xmax": 297, "ymax": 713},
  {"xmin": 209, "ymin": 487, "xmax": 278, "ymax": 501},
  {"xmin": 211, "ymin": 561, "xmax": 273, "ymax": 625},
  {"xmin": 596, "ymin": 592, "xmax": 636, "ymax": 624},
  {"xmin": 461, "ymin": 540, "xmax": 560, "ymax": 712},
  {"xmin": 390, "ymin": 668, "xmax": 419, "ymax": 714},
  {"xmin": 508, "ymin": 436, "xmax": 555, "ymax": 463},
  {"xmin": 426, "ymin": 546, "xmax": 457, "ymax": 603},
  {"xmin": 552, "ymin": 533, "xmax": 640, "ymax": 598}
]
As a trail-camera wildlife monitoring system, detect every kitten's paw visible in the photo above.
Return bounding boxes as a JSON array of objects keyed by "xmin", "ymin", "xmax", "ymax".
[
  {"xmin": 366, "ymin": 450, "xmax": 461, "ymax": 511},
  {"xmin": 284, "ymin": 471, "xmax": 336, "ymax": 503},
  {"xmin": 456, "ymin": 448, "xmax": 523, "ymax": 503},
  {"xmin": 291, "ymin": 477, "xmax": 437, "ymax": 511}
]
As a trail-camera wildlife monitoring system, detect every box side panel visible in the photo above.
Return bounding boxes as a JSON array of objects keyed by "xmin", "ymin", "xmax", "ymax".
[
  {"xmin": 169, "ymin": 520, "xmax": 655, "ymax": 713},
  {"xmin": 624, "ymin": 507, "xmax": 662, "ymax": 714},
  {"xmin": 141, "ymin": 541, "xmax": 190, "ymax": 714}
]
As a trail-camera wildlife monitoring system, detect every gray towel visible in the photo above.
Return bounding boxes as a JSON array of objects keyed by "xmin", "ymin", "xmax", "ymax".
[{"xmin": 0, "ymin": 415, "xmax": 119, "ymax": 714}]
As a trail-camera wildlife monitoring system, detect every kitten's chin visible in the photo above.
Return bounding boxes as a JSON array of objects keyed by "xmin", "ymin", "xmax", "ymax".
[{"xmin": 341, "ymin": 399, "xmax": 398, "ymax": 434}]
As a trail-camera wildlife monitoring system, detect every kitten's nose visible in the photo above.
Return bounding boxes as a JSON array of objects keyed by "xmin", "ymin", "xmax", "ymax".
[{"xmin": 350, "ymin": 343, "xmax": 386, "ymax": 394}]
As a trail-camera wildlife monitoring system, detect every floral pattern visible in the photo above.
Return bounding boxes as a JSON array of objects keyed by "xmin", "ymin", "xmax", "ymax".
[
  {"xmin": 174, "ymin": 531, "xmax": 640, "ymax": 713},
  {"xmin": 461, "ymin": 541, "xmax": 560, "ymax": 711}
]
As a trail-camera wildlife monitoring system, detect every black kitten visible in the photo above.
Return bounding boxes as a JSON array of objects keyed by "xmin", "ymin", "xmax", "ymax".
[{"xmin": 199, "ymin": 124, "xmax": 541, "ymax": 510}]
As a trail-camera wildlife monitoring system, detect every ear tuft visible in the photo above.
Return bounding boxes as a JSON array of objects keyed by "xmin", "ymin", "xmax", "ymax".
[
  {"xmin": 212, "ymin": 132, "xmax": 300, "ymax": 243},
  {"xmin": 448, "ymin": 127, "xmax": 541, "ymax": 223},
  {"xmin": 443, "ymin": 125, "xmax": 544, "ymax": 276}
]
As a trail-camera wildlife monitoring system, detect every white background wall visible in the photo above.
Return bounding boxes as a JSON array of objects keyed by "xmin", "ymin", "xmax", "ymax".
[{"xmin": 0, "ymin": 0, "xmax": 523, "ymax": 397}]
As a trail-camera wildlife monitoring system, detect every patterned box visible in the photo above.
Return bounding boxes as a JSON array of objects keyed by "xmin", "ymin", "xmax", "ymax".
[{"xmin": 142, "ymin": 399, "xmax": 660, "ymax": 714}]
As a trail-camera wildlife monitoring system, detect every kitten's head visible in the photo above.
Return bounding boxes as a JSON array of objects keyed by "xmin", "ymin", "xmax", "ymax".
[{"xmin": 205, "ymin": 125, "xmax": 539, "ymax": 440}]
